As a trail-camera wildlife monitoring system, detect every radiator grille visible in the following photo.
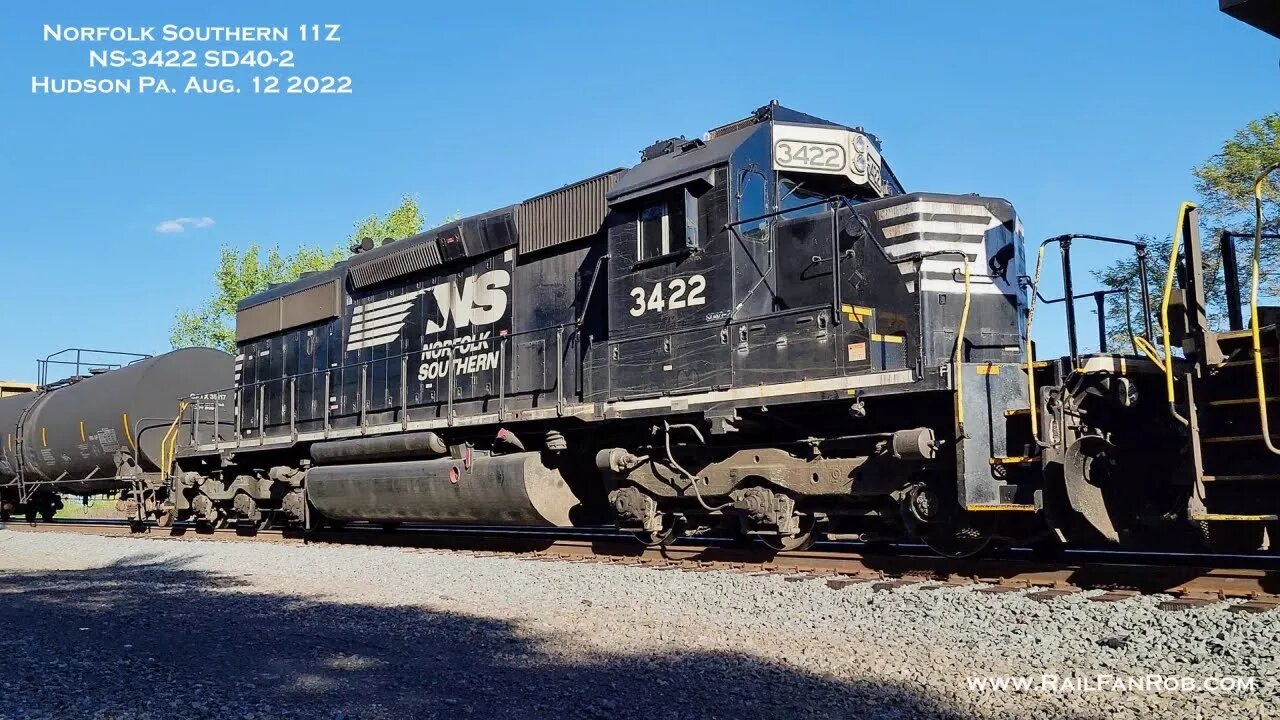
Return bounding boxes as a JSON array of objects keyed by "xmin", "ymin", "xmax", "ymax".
[
  {"xmin": 517, "ymin": 170, "xmax": 621, "ymax": 253},
  {"xmin": 348, "ymin": 238, "xmax": 443, "ymax": 289}
]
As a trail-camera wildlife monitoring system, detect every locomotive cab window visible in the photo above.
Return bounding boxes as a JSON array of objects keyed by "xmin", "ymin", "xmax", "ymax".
[
  {"xmin": 638, "ymin": 203, "xmax": 669, "ymax": 260},
  {"xmin": 778, "ymin": 174, "xmax": 843, "ymax": 219},
  {"xmin": 636, "ymin": 192, "xmax": 688, "ymax": 262}
]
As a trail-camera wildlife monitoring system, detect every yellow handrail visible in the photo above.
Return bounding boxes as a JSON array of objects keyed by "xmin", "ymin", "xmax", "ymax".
[
  {"xmin": 159, "ymin": 401, "xmax": 189, "ymax": 476},
  {"xmin": 1132, "ymin": 335, "xmax": 1166, "ymax": 375},
  {"xmin": 1249, "ymin": 164, "xmax": 1280, "ymax": 456},
  {"xmin": 1024, "ymin": 243, "xmax": 1048, "ymax": 443},
  {"xmin": 1159, "ymin": 202, "xmax": 1196, "ymax": 425}
]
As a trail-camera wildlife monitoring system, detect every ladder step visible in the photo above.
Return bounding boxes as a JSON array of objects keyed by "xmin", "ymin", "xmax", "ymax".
[
  {"xmin": 1202, "ymin": 474, "xmax": 1280, "ymax": 483},
  {"xmin": 1202, "ymin": 434, "xmax": 1266, "ymax": 444},
  {"xmin": 1003, "ymin": 408, "xmax": 1030, "ymax": 417},
  {"xmin": 1190, "ymin": 513, "xmax": 1279, "ymax": 521},
  {"xmin": 1205, "ymin": 396, "xmax": 1280, "ymax": 406},
  {"xmin": 989, "ymin": 456, "xmax": 1037, "ymax": 465},
  {"xmin": 1217, "ymin": 357, "xmax": 1280, "ymax": 368}
]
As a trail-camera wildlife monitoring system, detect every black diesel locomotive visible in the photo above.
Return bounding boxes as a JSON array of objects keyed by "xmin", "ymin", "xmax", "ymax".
[
  {"xmin": 7, "ymin": 104, "xmax": 1279, "ymax": 554},
  {"xmin": 172, "ymin": 103, "xmax": 1036, "ymax": 553}
]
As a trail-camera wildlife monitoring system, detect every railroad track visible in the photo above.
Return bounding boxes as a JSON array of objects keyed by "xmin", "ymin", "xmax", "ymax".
[{"xmin": 4, "ymin": 518, "xmax": 1279, "ymax": 613}]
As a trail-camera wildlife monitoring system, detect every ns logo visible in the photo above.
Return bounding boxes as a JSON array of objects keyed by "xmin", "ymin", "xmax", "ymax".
[
  {"xmin": 345, "ymin": 268, "xmax": 511, "ymax": 354},
  {"xmin": 423, "ymin": 268, "xmax": 511, "ymax": 334}
]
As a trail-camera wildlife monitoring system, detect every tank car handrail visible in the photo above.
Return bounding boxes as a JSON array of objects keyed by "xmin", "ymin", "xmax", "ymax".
[{"xmin": 36, "ymin": 348, "xmax": 152, "ymax": 387}]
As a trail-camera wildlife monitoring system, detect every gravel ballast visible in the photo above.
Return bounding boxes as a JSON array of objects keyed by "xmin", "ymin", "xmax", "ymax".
[{"xmin": 0, "ymin": 529, "xmax": 1275, "ymax": 719}]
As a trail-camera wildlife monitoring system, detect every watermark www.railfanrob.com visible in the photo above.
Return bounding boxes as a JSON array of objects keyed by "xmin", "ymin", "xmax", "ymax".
[{"xmin": 966, "ymin": 674, "xmax": 1259, "ymax": 695}]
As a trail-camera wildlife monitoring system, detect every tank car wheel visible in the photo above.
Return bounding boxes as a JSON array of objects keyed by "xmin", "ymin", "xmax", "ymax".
[
  {"xmin": 39, "ymin": 508, "xmax": 56, "ymax": 523},
  {"xmin": 0, "ymin": 508, "xmax": 9, "ymax": 523},
  {"xmin": 759, "ymin": 516, "xmax": 817, "ymax": 552},
  {"xmin": 24, "ymin": 506, "xmax": 37, "ymax": 524}
]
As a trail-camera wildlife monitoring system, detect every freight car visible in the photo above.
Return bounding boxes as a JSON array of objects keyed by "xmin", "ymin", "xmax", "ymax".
[
  {"xmin": 166, "ymin": 103, "xmax": 1042, "ymax": 554},
  {"xmin": 0, "ymin": 348, "xmax": 231, "ymax": 523}
]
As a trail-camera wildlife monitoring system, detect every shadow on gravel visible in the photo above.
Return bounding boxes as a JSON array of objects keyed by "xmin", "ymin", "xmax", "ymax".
[{"xmin": 0, "ymin": 556, "xmax": 1070, "ymax": 720}]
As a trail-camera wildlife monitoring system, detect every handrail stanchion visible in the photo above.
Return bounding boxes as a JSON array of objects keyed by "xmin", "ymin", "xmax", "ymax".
[
  {"xmin": 400, "ymin": 355, "xmax": 409, "ymax": 430},
  {"xmin": 359, "ymin": 365, "xmax": 368, "ymax": 432},
  {"xmin": 323, "ymin": 372, "xmax": 331, "ymax": 439},
  {"xmin": 447, "ymin": 348, "xmax": 456, "ymax": 426},
  {"xmin": 498, "ymin": 336, "xmax": 507, "ymax": 421},
  {"xmin": 556, "ymin": 326, "xmax": 564, "ymax": 415}
]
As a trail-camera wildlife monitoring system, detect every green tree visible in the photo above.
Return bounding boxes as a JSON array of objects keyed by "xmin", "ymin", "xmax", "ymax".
[
  {"xmin": 1091, "ymin": 114, "xmax": 1280, "ymax": 346},
  {"xmin": 349, "ymin": 194, "xmax": 428, "ymax": 249},
  {"xmin": 170, "ymin": 195, "xmax": 428, "ymax": 352}
]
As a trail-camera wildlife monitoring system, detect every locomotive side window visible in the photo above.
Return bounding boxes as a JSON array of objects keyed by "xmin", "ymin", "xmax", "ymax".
[
  {"xmin": 637, "ymin": 193, "xmax": 688, "ymax": 261},
  {"xmin": 638, "ymin": 203, "xmax": 668, "ymax": 260},
  {"xmin": 737, "ymin": 169, "xmax": 769, "ymax": 242}
]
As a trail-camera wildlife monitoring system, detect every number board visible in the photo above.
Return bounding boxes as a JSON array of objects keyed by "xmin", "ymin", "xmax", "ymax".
[
  {"xmin": 771, "ymin": 123, "xmax": 887, "ymax": 197},
  {"xmin": 773, "ymin": 140, "xmax": 846, "ymax": 174}
]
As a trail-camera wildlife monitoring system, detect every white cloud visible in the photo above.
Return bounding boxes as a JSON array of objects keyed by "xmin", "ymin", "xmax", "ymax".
[{"xmin": 154, "ymin": 216, "xmax": 215, "ymax": 233}]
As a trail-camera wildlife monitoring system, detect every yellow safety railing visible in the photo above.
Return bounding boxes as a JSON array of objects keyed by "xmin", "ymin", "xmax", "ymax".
[
  {"xmin": 1249, "ymin": 164, "xmax": 1280, "ymax": 456},
  {"xmin": 159, "ymin": 400, "xmax": 189, "ymax": 476},
  {"xmin": 1132, "ymin": 334, "xmax": 1166, "ymax": 375},
  {"xmin": 1158, "ymin": 202, "xmax": 1196, "ymax": 426},
  {"xmin": 1024, "ymin": 243, "xmax": 1048, "ymax": 444}
]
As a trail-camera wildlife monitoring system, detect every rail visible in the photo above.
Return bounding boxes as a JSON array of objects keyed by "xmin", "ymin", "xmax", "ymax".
[
  {"xmin": 1024, "ymin": 234, "xmax": 1152, "ymax": 445},
  {"xmin": 187, "ymin": 321, "xmax": 580, "ymax": 449},
  {"xmin": 1249, "ymin": 164, "xmax": 1280, "ymax": 456}
]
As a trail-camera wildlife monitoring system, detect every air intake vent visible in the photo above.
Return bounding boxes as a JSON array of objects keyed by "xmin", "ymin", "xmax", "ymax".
[
  {"xmin": 517, "ymin": 170, "xmax": 622, "ymax": 254},
  {"xmin": 348, "ymin": 238, "xmax": 443, "ymax": 289}
]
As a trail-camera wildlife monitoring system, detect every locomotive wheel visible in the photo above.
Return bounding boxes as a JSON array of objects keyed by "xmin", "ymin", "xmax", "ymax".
[
  {"xmin": 0, "ymin": 507, "xmax": 10, "ymax": 522},
  {"xmin": 24, "ymin": 506, "xmax": 37, "ymax": 524},
  {"xmin": 759, "ymin": 516, "xmax": 817, "ymax": 552},
  {"xmin": 154, "ymin": 508, "xmax": 175, "ymax": 528},
  {"xmin": 921, "ymin": 523, "xmax": 991, "ymax": 558},
  {"xmin": 634, "ymin": 515, "xmax": 682, "ymax": 547}
]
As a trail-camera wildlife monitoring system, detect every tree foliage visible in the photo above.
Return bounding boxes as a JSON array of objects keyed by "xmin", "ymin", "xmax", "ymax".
[
  {"xmin": 348, "ymin": 194, "xmax": 428, "ymax": 250},
  {"xmin": 1192, "ymin": 114, "xmax": 1280, "ymax": 228},
  {"xmin": 170, "ymin": 195, "xmax": 428, "ymax": 352},
  {"xmin": 1091, "ymin": 114, "xmax": 1280, "ymax": 347}
]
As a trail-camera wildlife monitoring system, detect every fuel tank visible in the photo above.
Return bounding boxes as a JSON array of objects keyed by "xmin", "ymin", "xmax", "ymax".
[
  {"xmin": 307, "ymin": 451, "xmax": 580, "ymax": 526},
  {"xmin": 0, "ymin": 348, "xmax": 233, "ymax": 495}
]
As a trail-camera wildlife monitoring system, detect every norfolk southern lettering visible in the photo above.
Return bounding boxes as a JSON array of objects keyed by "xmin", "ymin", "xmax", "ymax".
[{"xmin": 41, "ymin": 24, "xmax": 340, "ymax": 42}]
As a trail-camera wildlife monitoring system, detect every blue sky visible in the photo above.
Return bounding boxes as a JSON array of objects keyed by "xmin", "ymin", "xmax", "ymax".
[{"xmin": 0, "ymin": 1, "xmax": 1274, "ymax": 380}]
